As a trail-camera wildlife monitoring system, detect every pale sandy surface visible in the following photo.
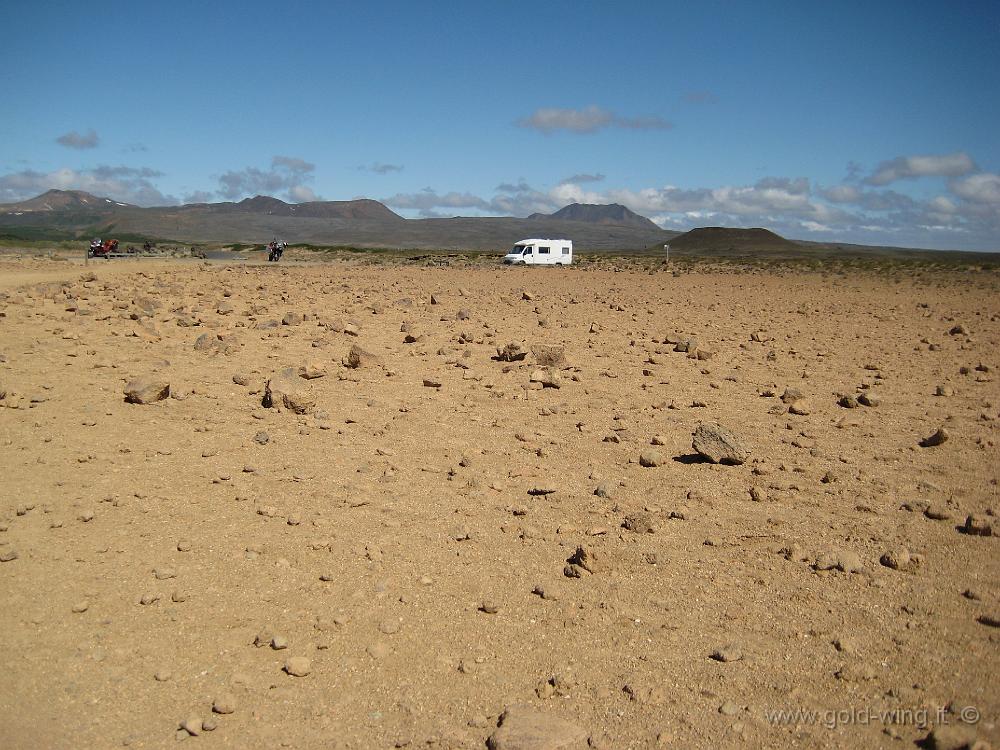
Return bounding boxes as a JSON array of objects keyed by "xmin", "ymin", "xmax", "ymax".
[{"xmin": 1, "ymin": 256, "xmax": 998, "ymax": 749}]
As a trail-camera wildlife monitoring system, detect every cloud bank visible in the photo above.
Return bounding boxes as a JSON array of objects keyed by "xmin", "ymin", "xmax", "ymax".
[
  {"xmin": 382, "ymin": 153, "xmax": 1000, "ymax": 250},
  {"xmin": 0, "ymin": 165, "xmax": 172, "ymax": 205},
  {"xmin": 517, "ymin": 105, "xmax": 672, "ymax": 134},
  {"xmin": 56, "ymin": 129, "xmax": 99, "ymax": 149},
  {"xmin": 216, "ymin": 156, "xmax": 320, "ymax": 202},
  {"xmin": 865, "ymin": 152, "xmax": 976, "ymax": 186}
]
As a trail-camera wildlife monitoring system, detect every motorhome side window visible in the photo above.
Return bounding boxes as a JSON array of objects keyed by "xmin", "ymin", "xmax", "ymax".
[
  {"xmin": 562, "ymin": 247, "xmax": 570, "ymax": 254},
  {"xmin": 539, "ymin": 247, "xmax": 550, "ymax": 254}
]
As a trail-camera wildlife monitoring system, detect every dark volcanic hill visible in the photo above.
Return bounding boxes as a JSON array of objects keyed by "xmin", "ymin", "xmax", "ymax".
[
  {"xmin": 665, "ymin": 227, "xmax": 802, "ymax": 254},
  {"xmin": 205, "ymin": 195, "xmax": 404, "ymax": 221},
  {"xmin": 529, "ymin": 203, "xmax": 661, "ymax": 230}
]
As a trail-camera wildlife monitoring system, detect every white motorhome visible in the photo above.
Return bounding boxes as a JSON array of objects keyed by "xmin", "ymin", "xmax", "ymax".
[{"xmin": 502, "ymin": 238, "xmax": 573, "ymax": 265}]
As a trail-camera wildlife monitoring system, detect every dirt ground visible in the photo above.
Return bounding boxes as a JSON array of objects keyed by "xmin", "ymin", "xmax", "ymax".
[{"xmin": 1, "ymin": 254, "xmax": 997, "ymax": 750}]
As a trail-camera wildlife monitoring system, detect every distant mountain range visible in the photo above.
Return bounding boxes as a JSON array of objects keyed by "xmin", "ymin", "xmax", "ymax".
[
  {"xmin": 1, "ymin": 190, "xmax": 992, "ymax": 261},
  {"xmin": 0, "ymin": 191, "xmax": 675, "ymax": 251}
]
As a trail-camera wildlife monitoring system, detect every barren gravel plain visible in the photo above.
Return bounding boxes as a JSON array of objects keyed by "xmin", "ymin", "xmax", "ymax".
[{"xmin": 1, "ymin": 253, "xmax": 998, "ymax": 750}]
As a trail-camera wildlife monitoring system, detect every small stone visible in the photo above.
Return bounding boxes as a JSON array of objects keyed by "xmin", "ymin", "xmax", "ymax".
[
  {"xmin": 283, "ymin": 656, "xmax": 311, "ymax": 676},
  {"xmin": 639, "ymin": 450, "xmax": 665, "ymax": 468},
  {"xmin": 180, "ymin": 717, "xmax": 202, "ymax": 736},
  {"xmin": 212, "ymin": 693, "xmax": 237, "ymax": 714},
  {"xmin": 710, "ymin": 645, "xmax": 743, "ymax": 663},
  {"xmin": 919, "ymin": 427, "xmax": 949, "ymax": 447},
  {"xmin": 623, "ymin": 512, "xmax": 655, "ymax": 534},
  {"xmin": 923, "ymin": 724, "xmax": 980, "ymax": 750},
  {"xmin": 858, "ymin": 392, "xmax": 880, "ymax": 407},
  {"xmin": 962, "ymin": 514, "xmax": 993, "ymax": 537},
  {"xmin": 271, "ymin": 635, "xmax": 289, "ymax": 650},
  {"xmin": 0, "ymin": 549, "xmax": 18, "ymax": 563},
  {"xmin": 154, "ymin": 670, "xmax": 172, "ymax": 682},
  {"xmin": 72, "ymin": 600, "xmax": 89, "ymax": 613},
  {"xmin": 124, "ymin": 378, "xmax": 169, "ymax": 404},
  {"xmin": 480, "ymin": 601, "xmax": 500, "ymax": 614},
  {"xmin": 879, "ymin": 549, "xmax": 913, "ymax": 571},
  {"xmin": 379, "ymin": 619, "xmax": 401, "ymax": 634},
  {"xmin": 719, "ymin": 701, "xmax": 740, "ymax": 716},
  {"xmin": 924, "ymin": 504, "xmax": 953, "ymax": 521},
  {"xmin": 814, "ymin": 550, "xmax": 866, "ymax": 574},
  {"xmin": 976, "ymin": 613, "xmax": 1000, "ymax": 628},
  {"xmin": 487, "ymin": 705, "xmax": 587, "ymax": 750},
  {"xmin": 566, "ymin": 545, "xmax": 601, "ymax": 574},
  {"xmin": 532, "ymin": 584, "xmax": 559, "ymax": 601}
]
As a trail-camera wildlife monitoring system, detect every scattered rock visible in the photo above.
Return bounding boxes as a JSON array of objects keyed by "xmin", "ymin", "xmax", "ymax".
[
  {"xmin": 565, "ymin": 545, "xmax": 601, "ymax": 576},
  {"xmin": 212, "ymin": 693, "xmax": 237, "ymax": 714},
  {"xmin": 962, "ymin": 514, "xmax": 993, "ymax": 536},
  {"xmin": 919, "ymin": 427, "xmax": 949, "ymax": 447},
  {"xmin": 283, "ymin": 656, "xmax": 311, "ymax": 677},
  {"xmin": 263, "ymin": 369, "xmax": 315, "ymax": 414},
  {"xmin": 486, "ymin": 705, "xmax": 587, "ymax": 750},
  {"xmin": 531, "ymin": 345, "xmax": 566, "ymax": 367},
  {"xmin": 924, "ymin": 504, "xmax": 953, "ymax": 521},
  {"xmin": 710, "ymin": 645, "xmax": 743, "ymax": 663},
  {"xmin": 623, "ymin": 512, "xmax": 656, "ymax": 534},
  {"xmin": 497, "ymin": 342, "xmax": 527, "ymax": 362},
  {"xmin": 124, "ymin": 378, "xmax": 169, "ymax": 404},
  {"xmin": 858, "ymin": 391, "xmax": 880, "ymax": 407},
  {"xmin": 639, "ymin": 449, "xmax": 665, "ymax": 468},
  {"xmin": 879, "ymin": 548, "xmax": 915, "ymax": 571},
  {"xmin": 813, "ymin": 550, "xmax": 866, "ymax": 574},
  {"xmin": 692, "ymin": 423, "xmax": 750, "ymax": 465},
  {"xmin": 529, "ymin": 367, "xmax": 561, "ymax": 388},
  {"xmin": 343, "ymin": 344, "xmax": 378, "ymax": 369}
]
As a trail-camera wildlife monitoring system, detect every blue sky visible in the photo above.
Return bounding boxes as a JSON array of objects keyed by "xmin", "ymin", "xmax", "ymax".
[{"xmin": 2, "ymin": 0, "xmax": 998, "ymax": 250}]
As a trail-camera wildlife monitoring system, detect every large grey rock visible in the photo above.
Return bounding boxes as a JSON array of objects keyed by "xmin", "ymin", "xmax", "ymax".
[
  {"xmin": 692, "ymin": 423, "xmax": 750, "ymax": 465},
  {"xmin": 487, "ymin": 705, "xmax": 588, "ymax": 750}
]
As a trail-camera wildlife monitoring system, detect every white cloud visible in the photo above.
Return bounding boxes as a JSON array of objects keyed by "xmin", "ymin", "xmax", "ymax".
[
  {"xmin": 560, "ymin": 173, "xmax": 605, "ymax": 184},
  {"xmin": 517, "ymin": 105, "xmax": 672, "ymax": 134},
  {"xmin": 383, "ymin": 163, "xmax": 1000, "ymax": 250},
  {"xmin": 0, "ymin": 165, "xmax": 173, "ymax": 205},
  {"xmin": 800, "ymin": 221, "xmax": 831, "ymax": 232},
  {"xmin": 865, "ymin": 152, "xmax": 976, "ymax": 185},
  {"xmin": 288, "ymin": 185, "xmax": 319, "ymax": 202},
  {"xmin": 360, "ymin": 163, "xmax": 404, "ymax": 174},
  {"xmin": 56, "ymin": 129, "xmax": 99, "ymax": 149},
  {"xmin": 381, "ymin": 188, "xmax": 490, "ymax": 217},
  {"xmin": 949, "ymin": 172, "xmax": 1000, "ymax": 205},
  {"xmin": 216, "ymin": 156, "xmax": 319, "ymax": 202}
]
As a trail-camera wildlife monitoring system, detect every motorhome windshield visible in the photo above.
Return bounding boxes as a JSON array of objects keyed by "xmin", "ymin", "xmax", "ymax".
[{"xmin": 510, "ymin": 246, "xmax": 527, "ymax": 254}]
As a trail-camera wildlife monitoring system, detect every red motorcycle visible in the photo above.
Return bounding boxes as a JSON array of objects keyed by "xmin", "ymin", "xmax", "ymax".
[{"xmin": 88, "ymin": 238, "xmax": 119, "ymax": 258}]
